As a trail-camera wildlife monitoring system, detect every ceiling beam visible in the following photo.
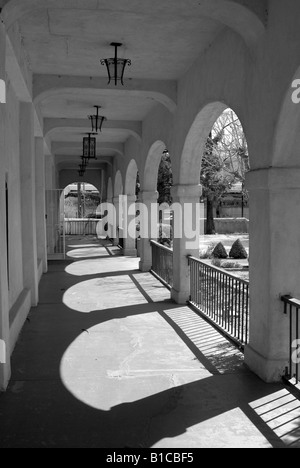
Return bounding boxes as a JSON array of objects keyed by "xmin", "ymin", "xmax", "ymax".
[
  {"xmin": 33, "ymin": 74, "xmax": 177, "ymax": 113},
  {"xmin": 52, "ymin": 141, "xmax": 124, "ymax": 157},
  {"xmin": 44, "ymin": 118, "xmax": 142, "ymax": 142}
]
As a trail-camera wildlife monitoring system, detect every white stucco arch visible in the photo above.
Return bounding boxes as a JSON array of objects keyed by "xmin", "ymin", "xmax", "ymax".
[
  {"xmin": 2, "ymin": 0, "xmax": 265, "ymax": 49},
  {"xmin": 178, "ymin": 101, "xmax": 249, "ymax": 186},
  {"xmin": 273, "ymin": 66, "xmax": 300, "ymax": 167},
  {"xmin": 33, "ymin": 85, "xmax": 177, "ymax": 115},
  {"xmin": 178, "ymin": 102, "xmax": 228, "ymax": 186},
  {"xmin": 114, "ymin": 170, "xmax": 123, "ymax": 197},
  {"xmin": 107, "ymin": 177, "xmax": 113, "ymax": 201},
  {"xmin": 143, "ymin": 141, "xmax": 167, "ymax": 193},
  {"xmin": 125, "ymin": 159, "xmax": 139, "ymax": 196},
  {"xmin": 59, "ymin": 170, "xmax": 102, "ymax": 193}
]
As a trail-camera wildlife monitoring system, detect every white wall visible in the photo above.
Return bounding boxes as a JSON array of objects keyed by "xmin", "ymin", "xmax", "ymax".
[{"xmin": 4, "ymin": 79, "xmax": 24, "ymax": 310}]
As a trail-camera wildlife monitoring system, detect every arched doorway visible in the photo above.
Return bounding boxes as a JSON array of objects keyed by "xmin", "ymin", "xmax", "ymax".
[
  {"xmin": 173, "ymin": 103, "xmax": 250, "ymax": 344},
  {"xmin": 46, "ymin": 182, "xmax": 101, "ymax": 259},
  {"xmin": 139, "ymin": 141, "xmax": 173, "ymax": 271}
]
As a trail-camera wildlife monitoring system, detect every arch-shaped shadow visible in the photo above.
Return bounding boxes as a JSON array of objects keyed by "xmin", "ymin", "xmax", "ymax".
[{"xmin": 0, "ymin": 238, "xmax": 297, "ymax": 448}]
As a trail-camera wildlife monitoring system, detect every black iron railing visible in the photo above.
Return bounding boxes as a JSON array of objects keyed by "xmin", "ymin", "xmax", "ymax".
[
  {"xmin": 282, "ymin": 295, "xmax": 300, "ymax": 384},
  {"xmin": 150, "ymin": 240, "xmax": 173, "ymax": 289},
  {"xmin": 188, "ymin": 257, "xmax": 249, "ymax": 347}
]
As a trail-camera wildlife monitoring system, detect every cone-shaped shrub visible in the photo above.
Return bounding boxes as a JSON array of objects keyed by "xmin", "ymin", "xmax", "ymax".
[
  {"xmin": 229, "ymin": 239, "xmax": 248, "ymax": 259},
  {"xmin": 212, "ymin": 242, "xmax": 228, "ymax": 259}
]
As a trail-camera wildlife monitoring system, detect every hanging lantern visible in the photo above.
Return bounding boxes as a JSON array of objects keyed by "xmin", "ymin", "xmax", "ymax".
[
  {"xmin": 100, "ymin": 42, "xmax": 131, "ymax": 86},
  {"xmin": 81, "ymin": 154, "xmax": 89, "ymax": 167},
  {"xmin": 78, "ymin": 164, "xmax": 85, "ymax": 177},
  {"xmin": 83, "ymin": 133, "xmax": 97, "ymax": 160},
  {"xmin": 88, "ymin": 105, "xmax": 107, "ymax": 133}
]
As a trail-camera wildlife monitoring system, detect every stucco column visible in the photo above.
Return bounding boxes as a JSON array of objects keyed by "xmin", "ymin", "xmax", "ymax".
[
  {"xmin": 35, "ymin": 137, "xmax": 47, "ymax": 273},
  {"xmin": 245, "ymin": 168, "xmax": 300, "ymax": 382},
  {"xmin": 123, "ymin": 195, "xmax": 137, "ymax": 256},
  {"xmin": 112, "ymin": 196, "xmax": 120, "ymax": 246},
  {"xmin": 45, "ymin": 155, "xmax": 56, "ymax": 255},
  {"xmin": 171, "ymin": 184, "xmax": 202, "ymax": 304},
  {"xmin": 20, "ymin": 103, "xmax": 38, "ymax": 306},
  {"xmin": 139, "ymin": 190, "xmax": 159, "ymax": 272},
  {"xmin": 0, "ymin": 21, "xmax": 10, "ymax": 390}
]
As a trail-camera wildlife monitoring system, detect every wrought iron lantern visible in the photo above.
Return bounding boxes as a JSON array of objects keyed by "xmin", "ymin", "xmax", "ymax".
[
  {"xmin": 78, "ymin": 164, "xmax": 85, "ymax": 177},
  {"xmin": 81, "ymin": 154, "xmax": 89, "ymax": 167},
  {"xmin": 100, "ymin": 42, "xmax": 131, "ymax": 86},
  {"xmin": 88, "ymin": 105, "xmax": 107, "ymax": 133},
  {"xmin": 83, "ymin": 133, "xmax": 97, "ymax": 160}
]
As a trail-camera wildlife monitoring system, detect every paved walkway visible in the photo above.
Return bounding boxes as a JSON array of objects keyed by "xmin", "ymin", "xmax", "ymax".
[{"xmin": 0, "ymin": 236, "xmax": 299, "ymax": 448}]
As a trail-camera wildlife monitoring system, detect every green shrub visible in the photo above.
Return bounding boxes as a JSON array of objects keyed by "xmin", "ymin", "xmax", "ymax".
[
  {"xmin": 211, "ymin": 258, "xmax": 222, "ymax": 268},
  {"xmin": 199, "ymin": 243, "xmax": 216, "ymax": 259},
  {"xmin": 222, "ymin": 261, "xmax": 242, "ymax": 269},
  {"xmin": 229, "ymin": 239, "xmax": 248, "ymax": 259},
  {"xmin": 212, "ymin": 242, "xmax": 228, "ymax": 259}
]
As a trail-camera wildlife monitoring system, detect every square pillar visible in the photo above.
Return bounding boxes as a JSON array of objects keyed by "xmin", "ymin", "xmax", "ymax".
[
  {"xmin": 122, "ymin": 195, "xmax": 137, "ymax": 256},
  {"xmin": 20, "ymin": 103, "xmax": 38, "ymax": 306},
  {"xmin": 0, "ymin": 21, "xmax": 10, "ymax": 390},
  {"xmin": 245, "ymin": 168, "xmax": 300, "ymax": 382},
  {"xmin": 112, "ymin": 196, "xmax": 120, "ymax": 246},
  {"xmin": 139, "ymin": 190, "xmax": 158, "ymax": 272},
  {"xmin": 35, "ymin": 137, "xmax": 47, "ymax": 273},
  {"xmin": 171, "ymin": 184, "xmax": 202, "ymax": 304},
  {"xmin": 0, "ymin": 172, "xmax": 10, "ymax": 390},
  {"xmin": 45, "ymin": 155, "xmax": 57, "ymax": 255}
]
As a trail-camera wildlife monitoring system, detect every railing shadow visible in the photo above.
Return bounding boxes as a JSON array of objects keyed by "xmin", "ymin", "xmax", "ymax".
[{"xmin": 1, "ymin": 241, "xmax": 299, "ymax": 448}]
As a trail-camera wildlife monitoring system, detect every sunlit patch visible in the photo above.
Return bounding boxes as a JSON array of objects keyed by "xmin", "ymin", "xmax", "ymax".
[
  {"xmin": 0, "ymin": 340, "xmax": 6, "ymax": 364},
  {"xmin": 67, "ymin": 247, "xmax": 108, "ymax": 259},
  {"xmin": 67, "ymin": 244, "xmax": 101, "ymax": 249},
  {"xmin": 250, "ymin": 389, "xmax": 300, "ymax": 447},
  {"xmin": 60, "ymin": 314, "xmax": 204, "ymax": 411},
  {"xmin": 152, "ymin": 408, "xmax": 272, "ymax": 449},
  {"xmin": 65, "ymin": 256, "xmax": 140, "ymax": 277},
  {"xmin": 62, "ymin": 276, "xmax": 148, "ymax": 312}
]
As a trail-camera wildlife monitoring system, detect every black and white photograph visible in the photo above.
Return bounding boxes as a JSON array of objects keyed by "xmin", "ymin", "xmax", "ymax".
[{"xmin": 0, "ymin": 0, "xmax": 299, "ymax": 451}]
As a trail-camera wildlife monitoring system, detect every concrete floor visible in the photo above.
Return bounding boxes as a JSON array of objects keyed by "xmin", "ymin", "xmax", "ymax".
[{"xmin": 0, "ymin": 236, "xmax": 299, "ymax": 448}]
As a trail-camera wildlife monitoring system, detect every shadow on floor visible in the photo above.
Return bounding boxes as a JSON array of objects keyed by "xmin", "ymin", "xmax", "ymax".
[{"xmin": 0, "ymin": 237, "xmax": 299, "ymax": 448}]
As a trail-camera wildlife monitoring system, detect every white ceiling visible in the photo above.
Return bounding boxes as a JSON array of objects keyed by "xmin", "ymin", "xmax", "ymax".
[{"xmin": 11, "ymin": 0, "xmax": 226, "ymax": 170}]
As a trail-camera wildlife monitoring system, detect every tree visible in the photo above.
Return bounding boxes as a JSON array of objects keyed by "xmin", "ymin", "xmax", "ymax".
[
  {"xmin": 157, "ymin": 152, "xmax": 173, "ymax": 205},
  {"xmin": 201, "ymin": 109, "xmax": 249, "ymax": 234},
  {"xmin": 136, "ymin": 172, "xmax": 141, "ymax": 199}
]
